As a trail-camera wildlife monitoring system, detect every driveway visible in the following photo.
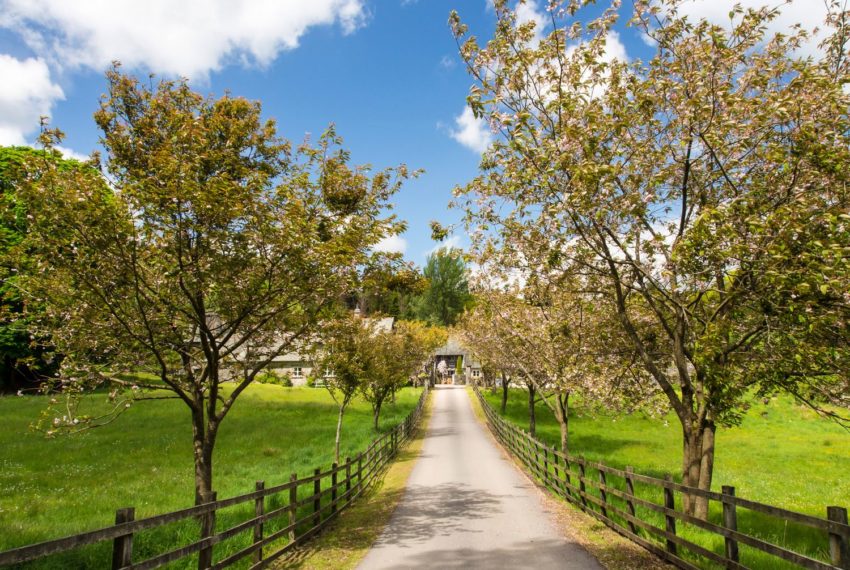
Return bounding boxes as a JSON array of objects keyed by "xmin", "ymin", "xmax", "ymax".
[{"xmin": 357, "ymin": 385, "xmax": 603, "ymax": 569}]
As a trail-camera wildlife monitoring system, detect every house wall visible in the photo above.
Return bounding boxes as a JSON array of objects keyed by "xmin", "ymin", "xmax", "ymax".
[{"xmin": 267, "ymin": 361, "xmax": 313, "ymax": 386}]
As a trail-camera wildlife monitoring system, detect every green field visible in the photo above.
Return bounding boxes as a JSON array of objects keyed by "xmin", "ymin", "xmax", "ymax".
[
  {"xmin": 0, "ymin": 385, "xmax": 422, "ymax": 567},
  {"xmin": 481, "ymin": 388, "xmax": 850, "ymax": 568}
]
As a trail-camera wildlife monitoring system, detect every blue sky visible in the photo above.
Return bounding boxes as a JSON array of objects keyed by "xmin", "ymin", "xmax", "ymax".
[{"xmin": 0, "ymin": 0, "xmax": 826, "ymax": 266}]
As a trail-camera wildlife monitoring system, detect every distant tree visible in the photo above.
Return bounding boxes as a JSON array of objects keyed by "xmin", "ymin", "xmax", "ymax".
[
  {"xmin": 415, "ymin": 248, "xmax": 472, "ymax": 326},
  {"xmin": 360, "ymin": 319, "xmax": 445, "ymax": 429},
  {"xmin": 353, "ymin": 254, "xmax": 426, "ymax": 319},
  {"xmin": 314, "ymin": 314, "xmax": 370, "ymax": 463},
  {"xmin": 0, "ymin": 147, "xmax": 89, "ymax": 392},
  {"xmin": 16, "ymin": 66, "xmax": 410, "ymax": 503}
]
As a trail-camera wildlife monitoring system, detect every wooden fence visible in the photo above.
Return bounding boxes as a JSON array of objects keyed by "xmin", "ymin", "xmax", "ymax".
[
  {"xmin": 474, "ymin": 387, "xmax": 850, "ymax": 570},
  {"xmin": 0, "ymin": 388, "xmax": 428, "ymax": 570}
]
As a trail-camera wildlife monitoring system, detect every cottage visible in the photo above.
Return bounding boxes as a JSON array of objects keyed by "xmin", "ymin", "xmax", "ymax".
[{"xmin": 432, "ymin": 336, "xmax": 482, "ymax": 385}]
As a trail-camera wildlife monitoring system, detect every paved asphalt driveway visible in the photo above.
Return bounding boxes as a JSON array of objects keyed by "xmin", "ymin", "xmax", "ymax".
[{"xmin": 357, "ymin": 385, "xmax": 603, "ymax": 569}]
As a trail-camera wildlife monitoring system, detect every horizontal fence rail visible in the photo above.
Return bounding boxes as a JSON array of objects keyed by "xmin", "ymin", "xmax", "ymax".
[
  {"xmin": 0, "ymin": 388, "xmax": 428, "ymax": 570},
  {"xmin": 473, "ymin": 387, "xmax": 850, "ymax": 570}
]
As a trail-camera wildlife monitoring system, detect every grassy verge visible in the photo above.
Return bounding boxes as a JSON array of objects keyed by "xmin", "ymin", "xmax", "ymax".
[
  {"xmin": 0, "ymin": 385, "xmax": 422, "ymax": 568},
  {"xmin": 479, "ymin": 388, "xmax": 850, "ymax": 569},
  {"xmin": 274, "ymin": 390, "xmax": 433, "ymax": 569},
  {"xmin": 467, "ymin": 388, "xmax": 671, "ymax": 570}
]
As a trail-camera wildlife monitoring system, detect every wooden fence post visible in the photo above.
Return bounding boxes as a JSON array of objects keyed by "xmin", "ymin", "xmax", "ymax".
[
  {"xmin": 553, "ymin": 450, "xmax": 561, "ymax": 491},
  {"xmin": 543, "ymin": 447, "xmax": 550, "ymax": 485},
  {"xmin": 828, "ymin": 506, "xmax": 849, "ymax": 569},
  {"xmin": 288, "ymin": 473, "xmax": 297, "ymax": 543},
  {"xmin": 313, "ymin": 468, "xmax": 321, "ymax": 527},
  {"xmin": 663, "ymin": 475, "xmax": 677, "ymax": 556},
  {"xmin": 331, "ymin": 463, "xmax": 338, "ymax": 515},
  {"xmin": 722, "ymin": 486, "xmax": 739, "ymax": 566},
  {"xmin": 578, "ymin": 459, "xmax": 588, "ymax": 508},
  {"xmin": 564, "ymin": 458, "xmax": 573, "ymax": 501},
  {"xmin": 253, "ymin": 481, "xmax": 264, "ymax": 564},
  {"xmin": 345, "ymin": 456, "xmax": 352, "ymax": 506},
  {"xmin": 198, "ymin": 491, "xmax": 217, "ymax": 570},
  {"xmin": 111, "ymin": 507, "xmax": 134, "ymax": 570},
  {"xmin": 598, "ymin": 468, "xmax": 608, "ymax": 519},
  {"xmin": 625, "ymin": 467, "xmax": 637, "ymax": 534},
  {"xmin": 358, "ymin": 453, "xmax": 363, "ymax": 489}
]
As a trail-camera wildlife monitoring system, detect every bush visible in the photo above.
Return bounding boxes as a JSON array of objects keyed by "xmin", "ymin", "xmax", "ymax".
[{"xmin": 255, "ymin": 371, "xmax": 292, "ymax": 387}]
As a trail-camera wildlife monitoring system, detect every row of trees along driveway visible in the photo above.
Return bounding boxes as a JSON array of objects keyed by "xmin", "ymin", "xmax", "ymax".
[
  {"xmin": 449, "ymin": 0, "xmax": 850, "ymax": 519},
  {"xmin": 8, "ymin": 64, "xmax": 414, "ymax": 505}
]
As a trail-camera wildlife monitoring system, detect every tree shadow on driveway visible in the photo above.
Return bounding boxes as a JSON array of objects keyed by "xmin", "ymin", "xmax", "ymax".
[{"xmin": 369, "ymin": 482, "xmax": 506, "ymax": 548}]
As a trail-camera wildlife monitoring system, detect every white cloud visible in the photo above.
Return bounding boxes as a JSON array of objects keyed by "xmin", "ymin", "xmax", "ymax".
[
  {"xmin": 56, "ymin": 145, "xmax": 89, "ymax": 162},
  {"xmin": 0, "ymin": 0, "xmax": 368, "ymax": 80},
  {"xmin": 0, "ymin": 54, "xmax": 63, "ymax": 146},
  {"xmin": 439, "ymin": 55, "xmax": 456, "ymax": 69},
  {"xmin": 674, "ymin": 0, "xmax": 830, "ymax": 59},
  {"xmin": 449, "ymin": 106, "xmax": 492, "ymax": 153},
  {"xmin": 427, "ymin": 234, "xmax": 463, "ymax": 256},
  {"xmin": 566, "ymin": 29, "xmax": 628, "ymax": 64},
  {"xmin": 374, "ymin": 234, "xmax": 408, "ymax": 254}
]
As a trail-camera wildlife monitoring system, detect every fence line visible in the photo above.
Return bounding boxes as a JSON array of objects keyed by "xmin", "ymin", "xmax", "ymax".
[
  {"xmin": 0, "ymin": 388, "xmax": 428, "ymax": 570},
  {"xmin": 473, "ymin": 387, "xmax": 850, "ymax": 570}
]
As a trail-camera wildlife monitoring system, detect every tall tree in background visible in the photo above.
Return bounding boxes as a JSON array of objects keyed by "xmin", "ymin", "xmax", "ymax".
[
  {"xmin": 416, "ymin": 247, "xmax": 472, "ymax": 326},
  {"xmin": 16, "ymin": 65, "xmax": 410, "ymax": 503},
  {"xmin": 451, "ymin": 0, "xmax": 850, "ymax": 518}
]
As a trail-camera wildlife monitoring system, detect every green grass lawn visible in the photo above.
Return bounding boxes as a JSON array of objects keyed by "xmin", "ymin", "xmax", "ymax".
[
  {"xmin": 0, "ymin": 384, "xmax": 422, "ymax": 568},
  {"xmin": 481, "ymin": 388, "xmax": 850, "ymax": 569}
]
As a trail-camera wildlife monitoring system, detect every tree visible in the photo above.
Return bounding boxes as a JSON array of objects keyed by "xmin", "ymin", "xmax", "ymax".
[
  {"xmin": 451, "ymin": 0, "xmax": 850, "ymax": 518},
  {"xmin": 0, "ymin": 147, "xmax": 83, "ymax": 392},
  {"xmin": 360, "ymin": 319, "xmax": 445, "ymax": 429},
  {"xmin": 415, "ymin": 247, "xmax": 472, "ymax": 326},
  {"xmin": 314, "ymin": 314, "xmax": 371, "ymax": 463},
  {"xmin": 460, "ymin": 280, "xmax": 648, "ymax": 453},
  {"xmin": 351, "ymin": 254, "xmax": 426, "ymax": 319},
  {"xmin": 16, "ymin": 66, "xmax": 410, "ymax": 503}
]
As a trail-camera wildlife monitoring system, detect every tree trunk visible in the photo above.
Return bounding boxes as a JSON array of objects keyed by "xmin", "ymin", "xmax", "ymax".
[
  {"xmin": 501, "ymin": 372, "xmax": 509, "ymax": 414},
  {"xmin": 681, "ymin": 419, "xmax": 716, "ymax": 519},
  {"xmin": 373, "ymin": 400, "xmax": 382, "ymax": 431},
  {"xmin": 334, "ymin": 404, "xmax": 345, "ymax": 464},
  {"xmin": 191, "ymin": 414, "xmax": 216, "ymax": 505},
  {"xmin": 555, "ymin": 392, "xmax": 569, "ymax": 455},
  {"xmin": 527, "ymin": 382, "xmax": 536, "ymax": 437}
]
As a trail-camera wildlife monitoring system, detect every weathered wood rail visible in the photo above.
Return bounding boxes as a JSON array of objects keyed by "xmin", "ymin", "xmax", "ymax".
[
  {"xmin": 473, "ymin": 387, "xmax": 850, "ymax": 570},
  {"xmin": 0, "ymin": 388, "xmax": 428, "ymax": 570}
]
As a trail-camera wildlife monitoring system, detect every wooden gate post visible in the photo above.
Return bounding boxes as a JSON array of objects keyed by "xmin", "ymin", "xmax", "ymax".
[
  {"xmin": 578, "ymin": 459, "xmax": 588, "ymax": 508},
  {"xmin": 345, "ymin": 456, "xmax": 352, "ymax": 505},
  {"xmin": 111, "ymin": 507, "xmax": 135, "ymax": 570},
  {"xmin": 625, "ymin": 467, "xmax": 637, "ymax": 534},
  {"xmin": 198, "ymin": 491, "xmax": 217, "ymax": 570},
  {"xmin": 288, "ymin": 473, "xmax": 297, "ymax": 542},
  {"xmin": 828, "ymin": 506, "xmax": 849, "ymax": 569},
  {"xmin": 253, "ymin": 481, "xmax": 265, "ymax": 563},
  {"xmin": 598, "ymin": 468, "xmax": 608, "ymax": 518},
  {"xmin": 313, "ymin": 468, "xmax": 321, "ymax": 527},
  {"xmin": 663, "ymin": 475, "xmax": 677, "ymax": 556},
  {"xmin": 722, "ymin": 486, "xmax": 739, "ymax": 566},
  {"xmin": 331, "ymin": 463, "xmax": 338, "ymax": 515}
]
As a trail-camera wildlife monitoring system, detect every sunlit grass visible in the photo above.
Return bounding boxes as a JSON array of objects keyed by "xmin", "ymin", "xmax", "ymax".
[
  {"xmin": 481, "ymin": 388, "xmax": 850, "ymax": 569},
  {"xmin": 0, "ymin": 384, "xmax": 422, "ymax": 568}
]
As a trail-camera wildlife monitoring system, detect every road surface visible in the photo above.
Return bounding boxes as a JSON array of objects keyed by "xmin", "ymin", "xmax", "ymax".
[{"xmin": 357, "ymin": 385, "xmax": 603, "ymax": 569}]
